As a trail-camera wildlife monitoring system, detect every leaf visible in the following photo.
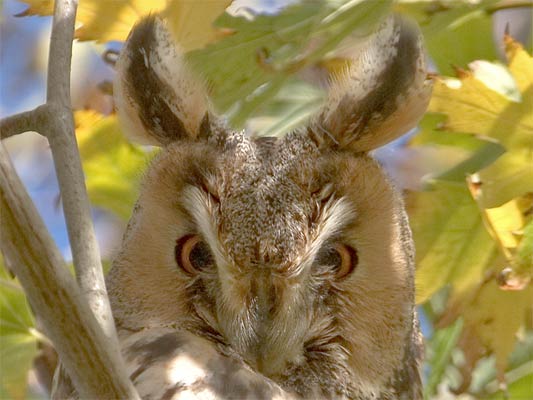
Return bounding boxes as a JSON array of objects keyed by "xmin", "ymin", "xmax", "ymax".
[
  {"xmin": 395, "ymin": 0, "xmax": 500, "ymax": 75},
  {"xmin": 429, "ymin": 72, "xmax": 531, "ymax": 154},
  {"xmin": 248, "ymin": 79, "xmax": 325, "ymax": 137},
  {"xmin": 496, "ymin": 217, "xmax": 533, "ymax": 290},
  {"xmin": 163, "ymin": 0, "xmax": 232, "ymax": 52},
  {"xmin": 423, "ymin": 318, "xmax": 463, "ymax": 399},
  {"xmin": 76, "ymin": 111, "xmax": 152, "ymax": 220},
  {"xmin": 514, "ymin": 219, "xmax": 533, "ymax": 282},
  {"xmin": 410, "ymin": 182, "xmax": 501, "ymax": 304},
  {"xmin": 0, "ymin": 257, "xmax": 38, "ymax": 400},
  {"xmin": 472, "ymin": 330, "xmax": 533, "ymax": 397},
  {"xmin": 187, "ymin": 0, "xmax": 391, "ymax": 128},
  {"xmin": 480, "ymin": 198, "xmax": 527, "ymax": 256},
  {"xmin": 410, "ymin": 36, "xmax": 533, "ymax": 384},
  {"xmin": 19, "ymin": 0, "xmax": 167, "ymax": 42},
  {"xmin": 428, "ymin": 38, "xmax": 533, "ymax": 208},
  {"xmin": 18, "ymin": 0, "xmax": 230, "ymax": 44},
  {"xmin": 488, "ymin": 371, "xmax": 533, "ymax": 400},
  {"xmin": 443, "ymin": 280, "xmax": 533, "ymax": 383}
]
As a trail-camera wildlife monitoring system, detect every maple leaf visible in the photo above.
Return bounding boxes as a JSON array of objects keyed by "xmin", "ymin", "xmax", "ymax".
[
  {"xmin": 18, "ymin": 0, "xmax": 229, "ymax": 45},
  {"xmin": 409, "ymin": 36, "xmax": 533, "ymax": 390}
]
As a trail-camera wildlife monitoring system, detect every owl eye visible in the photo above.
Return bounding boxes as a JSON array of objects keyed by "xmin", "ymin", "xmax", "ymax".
[
  {"xmin": 175, "ymin": 235, "xmax": 213, "ymax": 274},
  {"xmin": 316, "ymin": 244, "xmax": 358, "ymax": 279}
]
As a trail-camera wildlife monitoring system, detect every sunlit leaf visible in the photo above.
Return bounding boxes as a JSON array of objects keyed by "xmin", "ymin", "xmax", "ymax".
[
  {"xmin": 395, "ymin": 0, "xmax": 499, "ymax": 75},
  {"xmin": 76, "ymin": 111, "xmax": 152, "ymax": 220},
  {"xmin": 429, "ymin": 70, "xmax": 531, "ymax": 155},
  {"xmin": 410, "ymin": 36, "xmax": 533, "ymax": 384},
  {"xmin": 481, "ymin": 198, "xmax": 526, "ymax": 255},
  {"xmin": 18, "ymin": 0, "xmax": 230, "ymax": 44},
  {"xmin": 188, "ymin": 0, "xmax": 391, "ymax": 128},
  {"xmin": 19, "ymin": 0, "xmax": 166, "ymax": 42},
  {"xmin": 163, "ymin": 0, "xmax": 231, "ymax": 52},
  {"xmin": 0, "ymin": 258, "xmax": 38, "ymax": 400},
  {"xmin": 410, "ymin": 182, "xmax": 500, "ymax": 304}
]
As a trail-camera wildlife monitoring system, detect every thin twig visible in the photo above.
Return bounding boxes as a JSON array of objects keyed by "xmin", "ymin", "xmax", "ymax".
[
  {"xmin": 45, "ymin": 0, "xmax": 117, "ymax": 340},
  {"xmin": 0, "ymin": 144, "xmax": 139, "ymax": 399}
]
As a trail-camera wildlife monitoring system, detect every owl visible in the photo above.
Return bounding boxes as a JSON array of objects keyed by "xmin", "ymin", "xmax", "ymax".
[{"xmin": 53, "ymin": 11, "xmax": 432, "ymax": 400}]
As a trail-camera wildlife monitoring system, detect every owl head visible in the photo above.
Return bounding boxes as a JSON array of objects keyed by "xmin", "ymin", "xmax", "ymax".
[{"xmin": 108, "ymin": 13, "xmax": 431, "ymax": 399}]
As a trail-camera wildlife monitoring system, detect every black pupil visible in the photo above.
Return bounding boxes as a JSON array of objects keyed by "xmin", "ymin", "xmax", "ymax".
[
  {"xmin": 189, "ymin": 241, "xmax": 213, "ymax": 270},
  {"xmin": 316, "ymin": 247, "xmax": 342, "ymax": 268}
]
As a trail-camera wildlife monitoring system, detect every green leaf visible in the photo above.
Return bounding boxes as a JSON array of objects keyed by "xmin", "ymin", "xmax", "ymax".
[
  {"xmin": 410, "ymin": 182, "xmax": 500, "ymax": 304},
  {"xmin": 489, "ymin": 371, "xmax": 533, "ymax": 399},
  {"xmin": 428, "ymin": 141, "xmax": 506, "ymax": 184},
  {"xmin": 410, "ymin": 37, "xmax": 533, "ymax": 304},
  {"xmin": 450, "ymin": 281, "xmax": 533, "ymax": 377},
  {"xmin": 0, "ymin": 259, "xmax": 38, "ymax": 400},
  {"xmin": 515, "ymin": 220, "xmax": 533, "ymax": 278},
  {"xmin": 424, "ymin": 319, "xmax": 463, "ymax": 399},
  {"xmin": 474, "ymin": 151, "xmax": 533, "ymax": 209},
  {"xmin": 396, "ymin": 0, "xmax": 500, "ymax": 75},
  {"xmin": 188, "ymin": 0, "xmax": 391, "ymax": 128},
  {"xmin": 249, "ymin": 79, "xmax": 325, "ymax": 137},
  {"xmin": 472, "ymin": 331, "xmax": 533, "ymax": 396},
  {"xmin": 76, "ymin": 111, "xmax": 153, "ymax": 220}
]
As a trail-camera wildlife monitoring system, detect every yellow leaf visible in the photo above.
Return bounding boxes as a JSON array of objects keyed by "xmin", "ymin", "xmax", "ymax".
[
  {"xmin": 410, "ymin": 183, "xmax": 500, "ymax": 304},
  {"xmin": 410, "ymin": 36, "xmax": 533, "ymax": 381},
  {"xmin": 19, "ymin": 0, "xmax": 232, "ymax": 44},
  {"xmin": 75, "ymin": 111, "xmax": 152, "ymax": 219},
  {"xmin": 481, "ymin": 198, "xmax": 525, "ymax": 252},
  {"xmin": 429, "ymin": 71, "xmax": 532, "ymax": 154},
  {"xmin": 445, "ymin": 280, "xmax": 533, "ymax": 375},
  {"xmin": 473, "ymin": 151, "xmax": 533, "ymax": 209},
  {"xmin": 163, "ymin": 0, "xmax": 232, "ymax": 52},
  {"xmin": 505, "ymin": 34, "xmax": 533, "ymax": 93},
  {"xmin": 20, "ymin": 0, "xmax": 166, "ymax": 42}
]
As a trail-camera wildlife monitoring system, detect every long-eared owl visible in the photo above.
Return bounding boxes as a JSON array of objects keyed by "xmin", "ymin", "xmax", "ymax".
[{"xmin": 53, "ymin": 9, "xmax": 432, "ymax": 400}]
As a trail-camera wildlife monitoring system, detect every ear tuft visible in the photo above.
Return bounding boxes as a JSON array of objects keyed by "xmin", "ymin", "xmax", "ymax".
[
  {"xmin": 313, "ymin": 15, "xmax": 432, "ymax": 152},
  {"xmin": 114, "ymin": 15, "xmax": 209, "ymax": 146}
]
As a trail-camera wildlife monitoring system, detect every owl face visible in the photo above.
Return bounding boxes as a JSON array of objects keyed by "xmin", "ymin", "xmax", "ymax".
[
  {"xmin": 108, "ymin": 13, "xmax": 431, "ymax": 399},
  {"xmin": 108, "ymin": 128, "xmax": 416, "ymax": 395}
]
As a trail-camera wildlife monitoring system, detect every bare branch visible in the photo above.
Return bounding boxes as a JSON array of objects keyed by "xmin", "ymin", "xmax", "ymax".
[
  {"xmin": 0, "ymin": 105, "xmax": 48, "ymax": 139},
  {"xmin": 1, "ymin": 0, "xmax": 140, "ymax": 396},
  {"xmin": 0, "ymin": 144, "xmax": 140, "ymax": 400},
  {"xmin": 44, "ymin": 0, "xmax": 117, "ymax": 340}
]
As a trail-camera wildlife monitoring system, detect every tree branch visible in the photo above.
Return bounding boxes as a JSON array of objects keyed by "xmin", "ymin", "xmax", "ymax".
[
  {"xmin": 0, "ymin": 144, "xmax": 139, "ymax": 400},
  {"xmin": 0, "ymin": 0, "xmax": 140, "ymax": 397},
  {"xmin": 44, "ymin": 0, "xmax": 118, "ymax": 340},
  {"xmin": 0, "ymin": 105, "xmax": 48, "ymax": 139}
]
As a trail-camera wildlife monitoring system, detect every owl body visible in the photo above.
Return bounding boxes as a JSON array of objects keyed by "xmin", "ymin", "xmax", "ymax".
[{"xmin": 53, "ymin": 12, "xmax": 432, "ymax": 400}]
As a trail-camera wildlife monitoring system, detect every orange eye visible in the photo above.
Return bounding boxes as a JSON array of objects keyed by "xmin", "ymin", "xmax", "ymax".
[
  {"xmin": 316, "ymin": 244, "xmax": 358, "ymax": 279},
  {"xmin": 175, "ymin": 235, "xmax": 213, "ymax": 274}
]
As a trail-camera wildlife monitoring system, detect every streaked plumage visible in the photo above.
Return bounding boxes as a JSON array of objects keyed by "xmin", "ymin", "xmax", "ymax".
[{"xmin": 53, "ymin": 11, "xmax": 431, "ymax": 400}]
